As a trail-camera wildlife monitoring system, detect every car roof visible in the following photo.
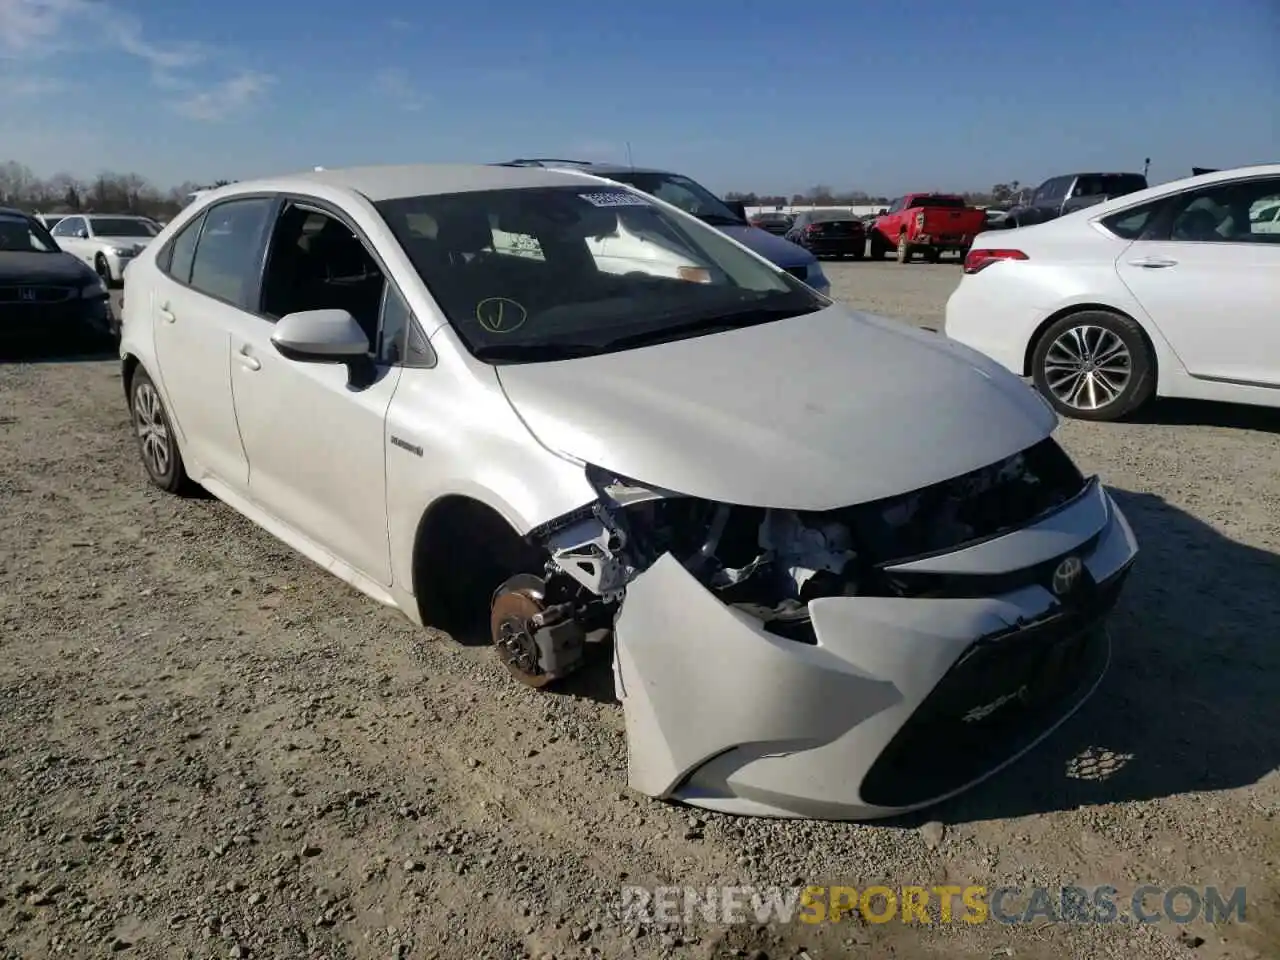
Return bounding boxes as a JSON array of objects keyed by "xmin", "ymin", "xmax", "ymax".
[
  {"xmin": 214, "ymin": 163, "xmax": 614, "ymax": 203},
  {"xmin": 0, "ymin": 206, "xmax": 29, "ymax": 218},
  {"xmin": 85, "ymin": 213, "xmax": 149, "ymax": 219}
]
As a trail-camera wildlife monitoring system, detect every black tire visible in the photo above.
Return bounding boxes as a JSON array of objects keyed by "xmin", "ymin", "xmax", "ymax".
[
  {"xmin": 868, "ymin": 232, "xmax": 889, "ymax": 260},
  {"xmin": 851, "ymin": 245, "xmax": 865, "ymax": 260},
  {"xmin": 895, "ymin": 233, "xmax": 912, "ymax": 263},
  {"xmin": 94, "ymin": 254, "xmax": 114, "ymax": 288},
  {"xmin": 129, "ymin": 369, "xmax": 190, "ymax": 493},
  {"xmin": 1030, "ymin": 310, "xmax": 1155, "ymax": 422}
]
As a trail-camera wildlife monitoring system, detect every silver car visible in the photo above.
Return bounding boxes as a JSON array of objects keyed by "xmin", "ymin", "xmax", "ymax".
[{"xmin": 118, "ymin": 164, "xmax": 1138, "ymax": 820}]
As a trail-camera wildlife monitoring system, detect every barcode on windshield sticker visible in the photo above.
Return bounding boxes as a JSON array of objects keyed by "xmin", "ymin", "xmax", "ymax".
[{"xmin": 578, "ymin": 191, "xmax": 650, "ymax": 207}]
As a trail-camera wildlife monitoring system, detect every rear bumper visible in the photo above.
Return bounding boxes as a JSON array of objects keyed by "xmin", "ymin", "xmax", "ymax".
[
  {"xmin": 915, "ymin": 233, "xmax": 974, "ymax": 248},
  {"xmin": 614, "ymin": 480, "xmax": 1138, "ymax": 820},
  {"xmin": 804, "ymin": 237, "xmax": 866, "ymax": 255}
]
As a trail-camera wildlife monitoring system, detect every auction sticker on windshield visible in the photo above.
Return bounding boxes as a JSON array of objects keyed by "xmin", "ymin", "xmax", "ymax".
[
  {"xmin": 578, "ymin": 191, "xmax": 650, "ymax": 207},
  {"xmin": 475, "ymin": 297, "xmax": 528, "ymax": 334}
]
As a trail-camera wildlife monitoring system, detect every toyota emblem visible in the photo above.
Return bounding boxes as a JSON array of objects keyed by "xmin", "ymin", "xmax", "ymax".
[
  {"xmin": 20, "ymin": 287, "xmax": 35, "ymax": 301},
  {"xmin": 1051, "ymin": 556, "xmax": 1084, "ymax": 596}
]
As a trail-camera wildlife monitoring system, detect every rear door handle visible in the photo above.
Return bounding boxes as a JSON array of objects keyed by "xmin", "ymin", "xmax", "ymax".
[
  {"xmin": 1129, "ymin": 257, "xmax": 1178, "ymax": 268},
  {"xmin": 236, "ymin": 345, "xmax": 261, "ymax": 371}
]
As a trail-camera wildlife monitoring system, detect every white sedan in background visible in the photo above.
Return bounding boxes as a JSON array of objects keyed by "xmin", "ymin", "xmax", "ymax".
[
  {"xmin": 50, "ymin": 213, "xmax": 160, "ymax": 287},
  {"xmin": 945, "ymin": 164, "xmax": 1280, "ymax": 421}
]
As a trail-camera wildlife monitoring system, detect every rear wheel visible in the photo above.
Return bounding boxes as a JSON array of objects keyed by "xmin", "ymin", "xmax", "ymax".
[
  {"xmin": 1031, "ymin": 310, "xmax": 1155, "ymax": 421},
  {"xmin": 129, "ymin": 369, "xmax": 189, "ymax": 493},
  {"xmin": 896, "ymin": 233, "xmax": 912, "ymax": 263}
]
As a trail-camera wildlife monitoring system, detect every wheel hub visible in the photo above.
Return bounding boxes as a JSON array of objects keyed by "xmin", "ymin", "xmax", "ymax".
[{"xmin": 490, "ymin": 580, "xmax": 554, "ymax": 688}]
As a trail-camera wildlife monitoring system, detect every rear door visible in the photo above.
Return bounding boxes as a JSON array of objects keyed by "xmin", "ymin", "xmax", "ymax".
[
  {"xmin": 1112, "ymin": 174, "xmax": 1280, "ymax": 388},
  {"xmin": 150, "ymin": 197, "xmax": 275, "ymax": 489}
]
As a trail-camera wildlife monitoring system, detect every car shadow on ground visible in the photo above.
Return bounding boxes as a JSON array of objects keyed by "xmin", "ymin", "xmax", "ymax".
[
  {"xmin": 897, "ymin": 486, "xmax": 1280, "ymax": 826},
  {"xmin": 1128, "ymin": 397, "xmax": 1280, "ymax": 434}
]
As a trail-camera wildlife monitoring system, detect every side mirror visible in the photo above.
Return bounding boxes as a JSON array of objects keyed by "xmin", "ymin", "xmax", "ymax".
[
  {"xmin": 271, "ymin": 309, "xmax": 369, "ymax": 362},
  {"xmin": 723, "ymin": 199, "xmax": 748, "ymax": 221}
]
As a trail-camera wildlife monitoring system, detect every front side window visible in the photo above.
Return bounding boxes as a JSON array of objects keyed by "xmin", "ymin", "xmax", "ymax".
[
  {"xmin": 258, "ymin": 203, "xmax": 411, "ymax": 365},
  {"xmin": 188, "ymin": 198, "xmax": 274, "ymax": 307},
  {"xmin": 376, "ymin": 185, "xmax": 826, "ymax": 364},
  {"xmin": 0, "ymin": 214, "xmax": 58, "ymax": 253}
]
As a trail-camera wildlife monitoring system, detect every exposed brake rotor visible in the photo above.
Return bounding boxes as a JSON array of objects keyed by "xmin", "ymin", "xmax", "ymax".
[{"xmin": 490, "ymin": 576, "xmax": 555, "ymax": 688}]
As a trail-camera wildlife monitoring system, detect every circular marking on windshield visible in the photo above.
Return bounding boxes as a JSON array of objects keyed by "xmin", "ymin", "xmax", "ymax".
[{"xmin": 475, "ymin": 297, "xmax": 528, "ymax": 334}]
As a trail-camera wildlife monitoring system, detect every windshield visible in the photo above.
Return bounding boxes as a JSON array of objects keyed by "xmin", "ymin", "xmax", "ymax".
[
  {"xmin": 376, "ymin": 185, "xmax": 827, "ymax": 364},
  {"xmin": 909, "ymin": 195, "xmax": 966, "ymax": 208},
  {"xmin": 0, "ymin": 214, "xmax": 59, "ymax": 253},
  {"xmin": 601, "ymin": 171, "xmax": 743, "ymax": 224},
  {"xmin": 90, "ymin": 217, "xmax": 155, "ymax": 237}
]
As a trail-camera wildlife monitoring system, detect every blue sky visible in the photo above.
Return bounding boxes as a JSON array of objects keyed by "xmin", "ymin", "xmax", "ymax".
[{"xmin": 1, "ymin": 0, "xmax": 1277, "ymax": 195}]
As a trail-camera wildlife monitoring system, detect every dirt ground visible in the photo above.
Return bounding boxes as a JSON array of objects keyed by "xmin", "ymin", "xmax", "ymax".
[{"xmin": 0, "ymin": 262, "xmax": 1277, "ymax": 960}]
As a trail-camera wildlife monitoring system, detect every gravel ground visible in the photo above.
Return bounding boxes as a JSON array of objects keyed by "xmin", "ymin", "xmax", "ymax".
[{"xmin": 0, "ymin": 268, "xmax": 1276, "ymax": 960}]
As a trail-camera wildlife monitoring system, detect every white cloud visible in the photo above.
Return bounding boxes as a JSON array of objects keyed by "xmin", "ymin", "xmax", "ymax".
[
  {"xmin": 0, "ymin": 0, "xmax": 268, "ymax": 119},
  {"xmin": 374, "ymin": 67, "xmax": 428, "ymax": 112},
  {"xmin": 170, "ymin": 69, "xmax": 273, "ymax": 121}
]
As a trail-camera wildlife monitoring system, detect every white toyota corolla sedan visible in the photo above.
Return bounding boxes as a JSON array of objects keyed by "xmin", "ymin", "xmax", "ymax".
[
  {"xmin": 945, "ymin": 164, "xmax": 1280, "ymax": 421},
  {"xmin": 119, "ymin": 164, "xmax": 1138, "ymax": 820}
]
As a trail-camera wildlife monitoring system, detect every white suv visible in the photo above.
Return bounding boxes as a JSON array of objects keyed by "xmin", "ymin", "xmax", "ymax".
[{"xmin": 118, "ymin": 165, "xmax": 1137, "ymax": 821}]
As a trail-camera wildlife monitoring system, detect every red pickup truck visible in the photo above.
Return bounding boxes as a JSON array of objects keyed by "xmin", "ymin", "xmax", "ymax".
[{"xmin": 869, "ymin": 194, "xmax": 987, "ymax": 263}]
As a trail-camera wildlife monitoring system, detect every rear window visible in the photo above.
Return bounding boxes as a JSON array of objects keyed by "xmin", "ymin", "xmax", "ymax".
[
  {"xmin": 909, "ymin": 196, "xmax": 966, "ymax": 208},
  {"xmin": 810, "ymin": 209, "xmax": 855, "ymax": 222},
  {"xmin": 1074, "ymin": 175, "xmax": 1146, "ymax": 198}
]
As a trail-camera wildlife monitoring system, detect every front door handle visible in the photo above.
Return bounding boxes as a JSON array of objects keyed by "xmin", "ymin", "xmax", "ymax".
[
  {"xmin": 158, "ymin": 304, "xmax": 176, "ymax": 323},
  {"xmin": 236, "ymin": 346, "xmax": 261, "ymax": 371},
  {"xmin": 1129, "ymin": 256, "xmax": 1178, "ymax": 268}
]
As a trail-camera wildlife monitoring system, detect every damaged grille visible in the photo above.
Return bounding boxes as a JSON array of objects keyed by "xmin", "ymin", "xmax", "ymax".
[{"xmin": 857, "ymin": 566, "xmax": 1129, "ymax": 809}]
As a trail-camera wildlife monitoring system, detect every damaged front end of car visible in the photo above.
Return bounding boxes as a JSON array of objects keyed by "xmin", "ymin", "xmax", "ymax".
[{"xmin": 491, "ymin": 436, "xmax": 1138, "ymax": 819}]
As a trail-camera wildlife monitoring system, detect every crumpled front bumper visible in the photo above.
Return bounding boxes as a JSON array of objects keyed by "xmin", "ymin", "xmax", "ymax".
[{"xmin": 612, "ymin": 479, "xmax": 1137, "ymax": 820}]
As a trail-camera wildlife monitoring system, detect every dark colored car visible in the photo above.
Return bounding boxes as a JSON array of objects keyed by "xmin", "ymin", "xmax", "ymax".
[
  {"xmin": 493, "ymin": 159, "xmax": 830, "ymax": 294},
  {"xmin": 748, "ymin": 211, "xmax": 794, "ymax": 235},
  {"xmin": 784, "ymin": 208, "xmax": 867, "ymax": 259},
  {"xmin": 0, "ymin": 207, "xmax": 113, "ymax": 349},
  {"xmin": 1003, "ymin": 172, "xmax": 1148, "ymax": 228}
]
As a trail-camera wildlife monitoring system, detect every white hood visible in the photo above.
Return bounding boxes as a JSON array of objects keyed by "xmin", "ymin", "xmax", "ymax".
[{"xmin": 496, "ymin": 305, "xmax": 1057, "ymax": 511}]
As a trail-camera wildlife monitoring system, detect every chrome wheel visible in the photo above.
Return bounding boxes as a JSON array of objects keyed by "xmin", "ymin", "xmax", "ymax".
[
  {"xmin": 133, "ymin": 381, "xmax": 171, "ymax": 479},
  {"xmin": 1043, "ymin": 324, "xmax": 1132, "ymax": 411}
]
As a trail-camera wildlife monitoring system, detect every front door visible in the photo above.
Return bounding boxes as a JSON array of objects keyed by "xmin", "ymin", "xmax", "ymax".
[
  {"xmin": 1115, "ymin": 174, "xmax": 1280, "ymax": 389},
  {"xmin": 227, "ymin": 200, "xmax": 403, "ymax": 585}
]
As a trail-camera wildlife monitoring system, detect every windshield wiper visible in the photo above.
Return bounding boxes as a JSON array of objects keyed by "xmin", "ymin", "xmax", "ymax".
[
  {"xmin": 601, "ymin": 304, "xmax": 810, "ymax": 352},
  {"xmin": 471, "ymin": 342, "xmax": 604, "ymax": 363}
]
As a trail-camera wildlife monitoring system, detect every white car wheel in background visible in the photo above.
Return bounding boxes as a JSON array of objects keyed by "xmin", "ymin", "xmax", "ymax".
[
  {"xmin": 1030, "ymin": 310, "xmax": 1155, "ymax": 422},
  {"xmin": 94, "ymin": 254, "xmax": 113, "ymax": 288}
]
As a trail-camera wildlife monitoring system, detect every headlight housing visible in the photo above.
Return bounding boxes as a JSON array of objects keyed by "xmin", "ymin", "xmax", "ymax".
[{"xmin": 81, "ymin": 276, "xmax": 108, "ymax": 298}]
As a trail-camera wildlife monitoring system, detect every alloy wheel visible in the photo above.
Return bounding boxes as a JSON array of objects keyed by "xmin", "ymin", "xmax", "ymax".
[
  {"xmin": 1043, "ymin": 324, "xmax": 1133, "ymax": 411},
  {"xmin": 133, "ymin": 381, "xmax": 171, "ymax": 479}
]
